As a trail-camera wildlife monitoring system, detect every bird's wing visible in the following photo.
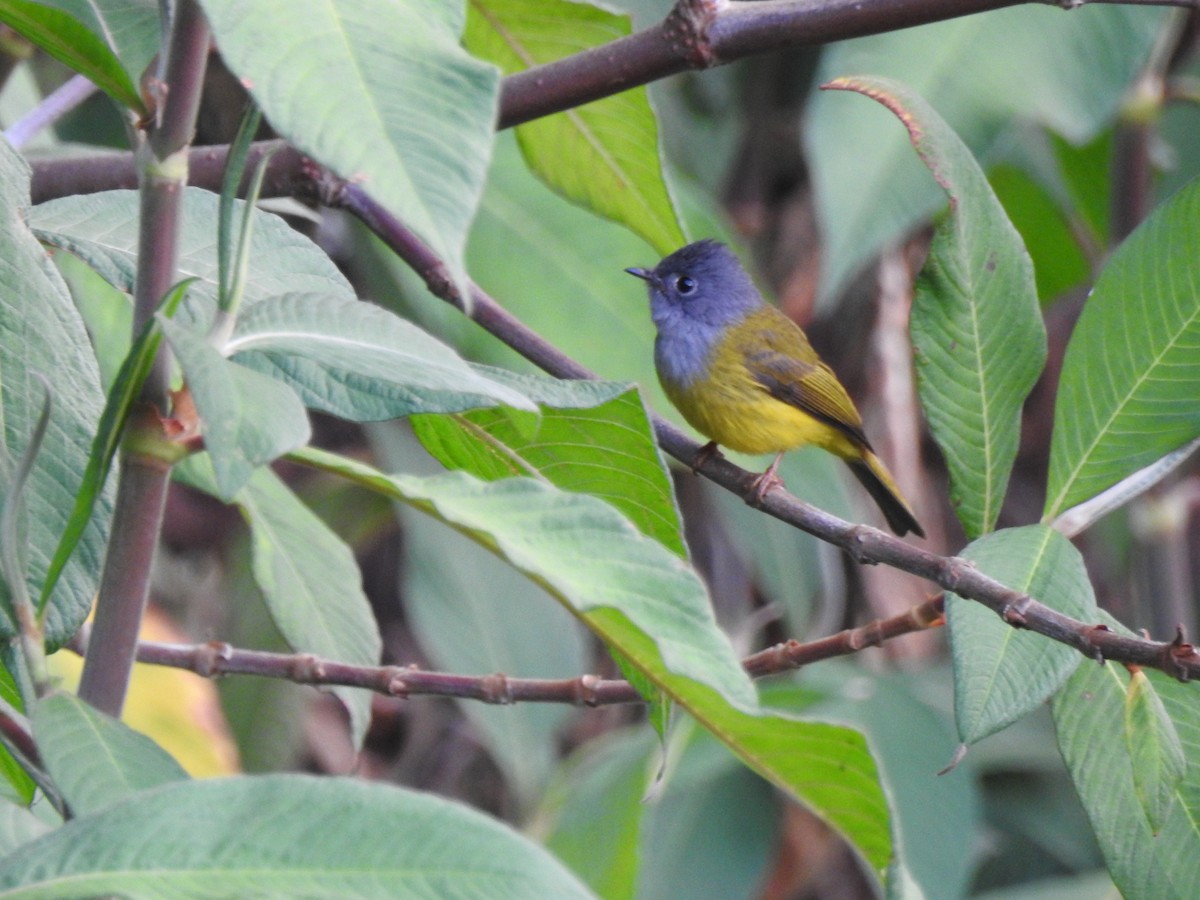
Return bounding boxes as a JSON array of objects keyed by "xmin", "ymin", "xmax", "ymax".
[{"xmin": 742, "ymin": 324, "xmax": 872, "ymax": 450}]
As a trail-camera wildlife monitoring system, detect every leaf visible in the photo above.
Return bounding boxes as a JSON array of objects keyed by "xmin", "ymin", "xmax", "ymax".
[
  {"xmin": 199, "ymin": 0, "xmax": 498, "ymax": 294},
  {"xmin": 31, "ymin": 188, "xmax": 355, "ymax": 311},
  {"xmin": 807, "ymin": 5, "xmax": 1168, "ymax": 303},
  {"xmin": 947, "ymin": 525, "xmax": 1093, "ymax": 744},
  {"xmin": 826, "ymin": 77, "xmax": 1045, "ymax": 539},
  {"xmin": 1045, "ymin": 175, "xmax": 1200, "ymax": 519},
  {"xmin": 1124, "ymin": 669, "xmax": 1186, "ymax": 835},
  {"xmin": 0, "ymin": 0, "xmax": 156, "ymax": 112},
  {"xmin": 412, "ymin": 381, "xmax": 686, "ymax": 556},
  {"xmin": 0, "ymin": 800, "xmax": 51, "ymax": 858},
  {"xmin": 225, "ymin": 292, "xmax": 535, "ymax": 421},
  {"xmin": 161, "ymin": 316, "xmax": 310, "ymax": 501},
  {"xmin": 31, "ymin": 692, "xmax": 188, "ymax": 817},
  {"xmin": 175, "ymin": 458, "xmax": 381, "ymax": 751},
  {"xmin": 465, "ymin": 0, "xmax": 685, "ymax": 256},
  {"xmin": 297, "ymin": 449, "xmax": 893, "ymax": 876},
  {"xmin": 1053, "ymin": 615, "xmax": 1200, "ymax": 898},
  {"xmin": 0, "ymin": 134, "xmax": 110, "ymax": 645},
  {"xmin": 0, "ymin": 775, "xmax": 594, "ymax": 897}
]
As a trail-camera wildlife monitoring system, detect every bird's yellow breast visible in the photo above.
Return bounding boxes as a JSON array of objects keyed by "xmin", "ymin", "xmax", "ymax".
[{"xmin": 659, "ymin": 329, "xmax": 858, "ymax": 459}]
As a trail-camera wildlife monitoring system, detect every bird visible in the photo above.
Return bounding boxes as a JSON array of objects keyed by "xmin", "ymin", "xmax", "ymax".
[{"xmin": 626, "ymin": 239, "xmax": 924, "ymax": 538}]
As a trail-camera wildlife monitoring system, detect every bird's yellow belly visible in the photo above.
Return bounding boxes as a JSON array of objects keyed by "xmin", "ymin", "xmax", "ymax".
[{"xmin": 660, "ymin": 354, "xmax": 856, "ymax": 458}]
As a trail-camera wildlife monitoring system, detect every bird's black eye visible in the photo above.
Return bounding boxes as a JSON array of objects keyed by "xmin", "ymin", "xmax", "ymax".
[{"xmin": 675, "ymin": 275, "xmax": 697, "ymax": 295}]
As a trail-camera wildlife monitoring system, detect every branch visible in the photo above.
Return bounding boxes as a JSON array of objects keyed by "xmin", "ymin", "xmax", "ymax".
[{"xmin": 67, "ymin": 598, "xmax": 946, "ymax": 706}]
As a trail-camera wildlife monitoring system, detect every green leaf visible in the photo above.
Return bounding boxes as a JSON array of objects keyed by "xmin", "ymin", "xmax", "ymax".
[
  {"xmin": 0, "ymin": 0, "xmax": 156, "ymax": 112},
  {"xmin": 160, "ymin": 316, "xmax": 310, "ymax": 501},
  {"xmin": 0, "ymin": 136, "xmax": 109, "ymax": 645},
  {"xmin": 0, "ymin": 774, "xmax": 593, "ymax": 897},
  {"xmin": 465, "ymin": 0, "xmax": 684, "ymax": 256},
  {"xmin": 226, "ymin": 292, "xmax": 535, "ymax": 421},
  {"xmin": 413, "ymin": 381, "xmax": 686, "ymax": 556},
  {"xmin": 1045, "ymin": 175, "xmax": 1200, "ymax": 519},
  {"xmin": 296, "ymin": 449, "xmax": 893, "ymax": 876},
  {"xmin": 31, "ymin": 692, "xmax": 187, "ymax": 817},
  {"xmin": 827, "ymin": 76, "xmax": 1045, "ymax": 539},
  {"xmin": 948, "ymin": 525, "xmax": 1093, "ymax": 744},
  {"xmin": 1053, "ymin": 615, "xmax": 1200, "ymax": 898},
  {"xmin": 1124, "ymin": 669, "xmax": 1187, "ymax": 835},
  {"xmin": 807, "ymin": 5, "xmax": 1167, "ymax": 303},
  {"xmin": 199, "ymin": 0, "xmax": 498, "ymax": 294},
  {"xmin": 32, "ymin": 188, "xmax": 356, "ymax": 311},
  {"xmin": 176, "ymin": 458, "xmax": 381, "ymax": 751}
]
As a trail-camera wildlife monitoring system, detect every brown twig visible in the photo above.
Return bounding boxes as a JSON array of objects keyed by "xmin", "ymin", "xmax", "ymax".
[{"xmin": 67, "ymin": 597, "xmax": 947, "ymax": 705}]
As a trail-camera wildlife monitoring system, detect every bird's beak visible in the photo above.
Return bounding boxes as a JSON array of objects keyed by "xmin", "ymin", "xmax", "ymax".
[{"xmin": 625, "ymin": 266, "xmax": 653, "ymax": 283}]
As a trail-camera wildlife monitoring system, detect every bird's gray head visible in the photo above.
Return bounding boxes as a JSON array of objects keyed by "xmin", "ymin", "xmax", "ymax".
[{"xmin": 625, "ymin": 239, "xmax": 763, "ymax": 333}]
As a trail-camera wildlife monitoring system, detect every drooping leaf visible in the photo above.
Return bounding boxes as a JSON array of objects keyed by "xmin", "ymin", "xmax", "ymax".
[
  {"xmin": 826, "ymin": 76, "xmax": 1045, "ymax": 538},
  {"xmin": 465, "ymin": 0, "xmax": 685, "ymax": 255},
  {"xmin": 175, "ymin": 457, "xmax": 381, "ymax": 751},
  {"xmin": 296, "ymin": 448, "xmax": 892, "ymax": 877},
  {"xmin": 225, "ymin": 293, "xmax": 535, "ymax": 422},
  {"xmin": 807, "ymin": 5, "xmax": 1167, "ymax": 303},
  {"xmin": 0, "ymin": 137, "xmax": 110, "ymax": 645},
  {"xmin": 32, "ymin": 189, "xmax": 355, "ymax": 312},
  {"xmin": 31, "ymin": 692, "xmax": 188, "ymax": 817},
  {"xmin": 1045, "ymin": 175, "xmax": 1200, "ymax": 519},
  {"xmin": 947, "ymin": 525, "xmax": 1093, "ymax": 744},
  {"xmin": 0, "ymin": 775, "xmax": 593, "ymax": 897},
  {"xmin": 199, "ymin": 0, "xmax": 499, "ymax": 294}
]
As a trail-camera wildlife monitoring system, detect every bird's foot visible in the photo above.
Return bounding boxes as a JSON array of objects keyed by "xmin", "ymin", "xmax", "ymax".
[
  {"xmin": 748, "ymin": 452, "xmax": 787, "ymax": 505},
  {"xmin": 748, "ymin": 470, "xmax": 784, "ymax": 505},
  {"xmin": 691, "ymin": 441, "xmax": 721, "ymax": 475}
]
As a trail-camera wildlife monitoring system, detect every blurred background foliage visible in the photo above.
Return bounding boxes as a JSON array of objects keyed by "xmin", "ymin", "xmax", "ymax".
[{"xmin": 5, "ymin": 0, "xmax": 1200, "ymax": 896}]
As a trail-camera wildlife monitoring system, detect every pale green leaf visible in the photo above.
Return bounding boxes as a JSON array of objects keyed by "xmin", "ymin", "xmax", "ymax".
[
  {"xmin": 466, "ymin": 0, "xmax": 684, "ymax": 255},
  {"xmin": 31, "ymin": 692, "xmax": 187, "ymax": 817},
  {"xmin": 31, "ymin": 189, "xmax": 355, "ymax": 311},
  {"xmin": 1053, "ymin": 614, "xmax": 1200, "ymax": 899},
  {"xmin": 199, "ymin": 0, "xmax": 498, "ymax": 293},
  {"xmin": 1045, "ymin": 175, "xmax": 1200, "ymax": 519},
  {"xmin": 828, "ymin": 76, "xmax": 1044, "ymax": 538},
  {"xmin": 0, "ymin": 136, "xmax": 109, "ymax": 645},
  {"xmin": 0, "ymin": 775, "xmax": 593, "ymax": 897},
  {"xmin": 226, "ymin": 292, "xmax": 535, "ymax": 421},
  {"xmin": 948, "ymin": 525, "xmax": 1093, "ymax": 743}
]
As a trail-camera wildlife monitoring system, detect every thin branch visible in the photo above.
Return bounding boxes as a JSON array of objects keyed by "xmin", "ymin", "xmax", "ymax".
[
  {"xmin": 67, "ymin": 597, "xmax": 946, "ymax": 706},
  {"xmin": 3, "ymin": 74, "xmax": 96, "ymax": 150}
]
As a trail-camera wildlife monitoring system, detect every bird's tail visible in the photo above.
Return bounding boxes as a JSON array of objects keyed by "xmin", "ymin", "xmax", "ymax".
[{"xmin": 846, "ymin": 451, "xmax": 925, "ymax": 538}]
